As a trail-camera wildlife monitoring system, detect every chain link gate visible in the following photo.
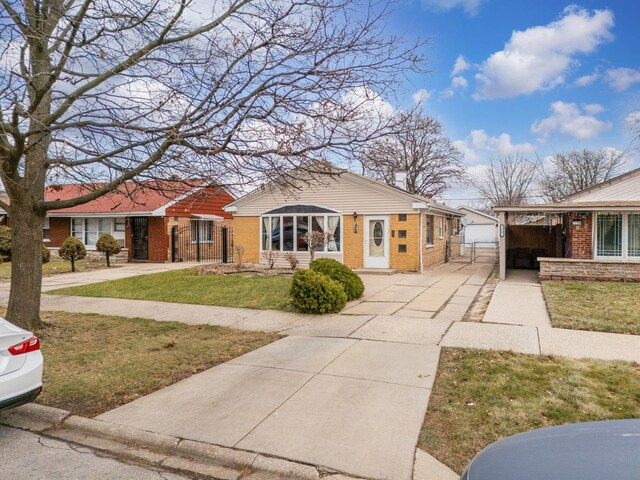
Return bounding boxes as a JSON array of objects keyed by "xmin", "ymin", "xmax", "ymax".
[{"xmin": 171, "ymin": 220, "xmax": 233, "ymax": 263}]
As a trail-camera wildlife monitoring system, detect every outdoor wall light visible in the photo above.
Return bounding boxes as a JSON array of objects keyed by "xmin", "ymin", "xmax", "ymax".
[
  {"xmin": 499, "ymin": 224, "xmax": 505, "ymax": 238},
  {"xmin": 353, "ymin": 212, "xmax": 358, "ymax": 233}
]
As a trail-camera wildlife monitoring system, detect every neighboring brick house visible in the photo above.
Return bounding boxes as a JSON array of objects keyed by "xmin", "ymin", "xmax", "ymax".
[
  {"xmin": 224, "ymin": 167, "xmax": 462, "ymax": 272},
  {"xmin": 4, "ymin": 181, "xmax": 234, "ymax": 262},
  {"xmin": 493, "ymin": 167, "xmax": 640, "ymax": 281}
]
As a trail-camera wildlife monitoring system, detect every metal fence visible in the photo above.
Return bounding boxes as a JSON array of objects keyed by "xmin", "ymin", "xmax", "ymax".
[
  {"xmin": 460, "ymin": 241, "xmax": 499, "ymax": 264},
  {"xmin": 171, "ymin": 221, "xmax": 233, "ymax": 263}
]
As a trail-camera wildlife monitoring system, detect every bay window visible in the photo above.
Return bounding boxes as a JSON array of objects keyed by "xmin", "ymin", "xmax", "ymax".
[
  {"xmin": 595, "ymin": 212, "xmax": 640, "ymax": 259},
  {"xmin": 261, "ymin": 213, "xmax": 341, "ymax": 253}
]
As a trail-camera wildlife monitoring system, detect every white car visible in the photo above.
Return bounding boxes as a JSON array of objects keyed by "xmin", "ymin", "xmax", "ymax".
[{"xmin": 0, "ymin": 316, "xmax": 43, "ymax": 411}]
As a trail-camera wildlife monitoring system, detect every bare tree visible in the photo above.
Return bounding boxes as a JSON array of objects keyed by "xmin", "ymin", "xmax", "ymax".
[
  {"xmin": 539, "ymin": 149, "xmax": 627, "ymax": 202},
  {"xmin": 0, "ymin": 0, "xmax": 423, "ymax": 329},
  {"xmin": 303, "ymin": 231, "xmax": 332, "ymax": 262},
  {"xmin": 359, "ymin": 111, "xmax": 466, "ymax": 197},
  {"xmin": 476, "ymin": 155, "xmax": 537, "ymax": 207}
]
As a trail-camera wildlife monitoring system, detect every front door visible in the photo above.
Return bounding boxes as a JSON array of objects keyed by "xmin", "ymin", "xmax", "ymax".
[
  {"xmin": 132, "ymin": 217, "xmax": 149, "ymax": 260},
  {"xmin": 365, "ymin": 215, "xmax": 389, "ymax": 269}
]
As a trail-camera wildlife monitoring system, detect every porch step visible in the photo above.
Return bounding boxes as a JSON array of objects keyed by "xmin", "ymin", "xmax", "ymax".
[{"xmin": 352, "ymin": 268, "xmax": 398, "ymax": 275}]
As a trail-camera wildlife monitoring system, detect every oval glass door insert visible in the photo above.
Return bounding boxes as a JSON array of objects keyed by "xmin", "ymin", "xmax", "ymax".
[{"xmin": 369, "ymin": 220, "xmax": 385, "ymax": 257}]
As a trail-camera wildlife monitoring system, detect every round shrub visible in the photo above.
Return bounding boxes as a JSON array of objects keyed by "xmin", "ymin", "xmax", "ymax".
[
  {"xmin": 96, "ymin": 233, "xmax": 121, "ymax": 267},
  {"xmin": 290, "ymin": 269, "xmax": 347, "ymax": 314},
  {"xmin": 42, "ymin": 244, "xmax": 51, "ymax": 264},
  {"xmin": 0, "ymin": 225, "xmax": 11, "ymax": 258},
  {"xmin": 59, "ymin": 236, "xmax": 87, "ymax": 272},
  {"xmin": 309, "ymin": 258, "xmax": 364, "ymax": 301}
]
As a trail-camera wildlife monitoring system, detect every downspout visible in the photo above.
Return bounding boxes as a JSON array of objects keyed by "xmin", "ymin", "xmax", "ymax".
[{"xmin": 419, "ymin": 210, "xmax": 424, "ymax": 274}]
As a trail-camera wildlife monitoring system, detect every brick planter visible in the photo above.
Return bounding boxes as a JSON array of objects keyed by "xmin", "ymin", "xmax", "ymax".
[{"xmin": 539, "ymin": 257, "xmax": 640, "ymax": 282}]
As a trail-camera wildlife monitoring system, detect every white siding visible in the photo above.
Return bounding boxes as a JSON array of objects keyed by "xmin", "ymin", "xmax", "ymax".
[
  {"xmin": 568, "ymin": 171, "xmax": 640, "ymax": 201},
  {"xmin": 233, "ymin": 174, "xmax": 416, "ymax": 215}
]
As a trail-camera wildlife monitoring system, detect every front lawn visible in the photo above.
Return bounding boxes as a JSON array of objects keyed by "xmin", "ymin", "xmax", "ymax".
[
  {"xmin": 542, "ymin": 280, "xmax": 640, "ymax": 335},
  {"xmin": 33, "ymin": 311, "xmax": 279, "ymax": 417},
  {"xmin": 0, "ymin": 258, "xmax": 108, "ymax": 281},
  {"xmin": 420, "ymin": 348, "xmax": 640, "ymax": 474},
  {"xmin": 49, "ymin": 268, "xmax": 293, "ymax": 311}
]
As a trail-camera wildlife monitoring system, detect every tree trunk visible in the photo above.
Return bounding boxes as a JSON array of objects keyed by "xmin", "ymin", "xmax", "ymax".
[
  {"xmin": 106, "ymin": 254, "xmax": 111, "ymax": 268},
  {"xmin": 6, "ymin": 205, "xmax": 45, "ymax": 331}
]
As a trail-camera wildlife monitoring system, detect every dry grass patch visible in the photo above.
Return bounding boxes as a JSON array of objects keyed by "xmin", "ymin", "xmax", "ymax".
[
  {"xmin": 542, "ymin": 280, "xmax": 640, "ymax": 334},
  {"xmin": 420, "ymin": 348, "xmax": 640, "ymax": 474},
  {"xmin": 34, "ymin": 311, "xmax": 279, "ymax": 417},
  {"xmin": 49, "ymin": 268, "xmax": 293, "ymax": 311}
]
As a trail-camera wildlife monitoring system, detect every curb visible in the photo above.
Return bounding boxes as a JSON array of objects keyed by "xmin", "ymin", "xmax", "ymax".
[{"xmin": 1, "ymin": 404, "xmax": 364, "ymax": 480}]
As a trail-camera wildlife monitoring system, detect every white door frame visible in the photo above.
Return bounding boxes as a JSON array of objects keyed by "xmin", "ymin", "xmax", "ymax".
[{"xmin": 364, "ymin": 215, "xmax": 390, "ymax": 269}]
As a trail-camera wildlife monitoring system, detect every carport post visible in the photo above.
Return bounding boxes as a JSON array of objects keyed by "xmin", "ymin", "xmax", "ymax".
[{"xmin": 499, "ymin": 211, "xmax": 507, "ymax": 280}]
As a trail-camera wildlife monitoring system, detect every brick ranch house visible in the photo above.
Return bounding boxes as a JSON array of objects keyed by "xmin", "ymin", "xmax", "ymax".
[
  {"xmin": 224, "ymin": 168, "xmax": 463, "ymax": 272},
  {"xmin": 493, "ymin": 167, "xmax": 640, "ymax": 281},
  {"xmin": 1, "ymin": 181, "xmax": 234, "ymax": 262}
]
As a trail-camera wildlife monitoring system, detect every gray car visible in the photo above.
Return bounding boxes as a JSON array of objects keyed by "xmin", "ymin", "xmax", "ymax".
[{"xmin": 461, "ymin": 419, "xmax": 640, "ymax": 480}]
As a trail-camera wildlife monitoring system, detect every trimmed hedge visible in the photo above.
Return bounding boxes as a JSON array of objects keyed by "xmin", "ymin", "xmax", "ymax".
[
  {"xmin": 0, "ymin": 225, "xmax": 11, "ymax": 258},
  {"xmin": 290, "ymin": 269, "xmax": 347, "ymax": 314},
  {"xmin": 310, "ymin": 258, "xmax": 364, "ymax": 301},
  {"xmin": 42, "ymin": 244, "xmax": 51, "ymax": 264}
]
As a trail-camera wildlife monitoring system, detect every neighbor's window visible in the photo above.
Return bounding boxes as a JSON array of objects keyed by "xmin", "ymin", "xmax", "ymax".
[
  {"xmin": 629, "ymin": 214, "xmax": 640, "ymax": 257},
  {"xmin": 596, "ymin": 213, "xmax": 622, "ymax": 257},
  {"xmin": 261, "ymin": 214, "xmax": 341, "ymax": 253},
  {"xmin": 190, "ymin": 220, "xmax": 213, "ymax": 243},
  {"xmin": 426, "ymin": 215, "xmax": 434, "ymax": 246},
  {"xmin": 438, "ymin": 217, "xmax": 444, "ymax": 239},
  {"xmin": 43, "ymin": 217, "xmax": 50, "ymax": 241},
  {"xmin": 72, "ymin": 218, "xmax": 112, "ymax": 247}
]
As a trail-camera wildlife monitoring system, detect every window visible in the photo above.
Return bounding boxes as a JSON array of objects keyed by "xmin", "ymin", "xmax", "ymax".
[
  {"xmin": 398, "ymin": 244, "xmax": 407, "ymax": 253},
  {"xmin": 114, "ymin": 218, "xmax": 126, "ymax": 232},
  {"xmin": 398, "ymin": 230, "xmax": 407, "ymax": 239},
  {"xmin": 190, "ymin": 220, "xmax": 213, "ymax": 243},
  {"xmin": 43, "ymin": 217, "xmax": 50, "ymax": 241},
  {"xmin": 426, "ymin": 215, "xmax": 434, "ymax": 246},
  {"xmin": 438, "ymin": 217, "xmax": 444, "ymax": 239},
  {"xmin": 596, "ymin": 213, "xmax": 622, "ymax": 257},
  {"xmin": 261, "ymin": 213, "xmax": 341, "ymax": 253},
  {"xmin": 629, "ymin": 214, "xmax": 640, "ymax": 257},
  {"xmin": 398, "ymin": 214, "xmax": 407, "ymax": 222},
  {"xmin": 72, "ymin": 218, "xmax": 113, "ymax": 247}
]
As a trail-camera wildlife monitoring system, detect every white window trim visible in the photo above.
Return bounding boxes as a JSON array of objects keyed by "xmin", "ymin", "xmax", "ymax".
[
  {"xmin": 70, "ymin": 217, "xmax": 115, "ymax": 249},
  {"xmin": 43, "ymin": 217, "xmax": 50, "ymax": 242},
  {"xmin": 190, "ymin": 220, "xmax": 214, "ymax": 244},
  {"xmin": 425, "ymin": 214, "xmax": 434, "ymax": 247},
  {"xmin": 594, "ymin": 212, "xmax": 640, "ymax": 260},
  {"xmin": 438, "ymin": 217, "xmax": 444, "ymax": 240},
  {"xmin": 260, "ymin": 213, "xmax": 342, "ymax": 253}
]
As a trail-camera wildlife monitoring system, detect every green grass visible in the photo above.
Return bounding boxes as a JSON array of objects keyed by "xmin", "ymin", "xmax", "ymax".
[
  {"xmin": 0, "ymin": 258, "xmax": 108, "ymax": 281},
  {"xmin": 49, "ymin": 268, "xmax": 294, "ymax": 311},
  {"xmin": 33, "ymin": 311, "xmax": 279, "ymax": 417},
  {"xmin": 420, "ymin": 348, "xmax": 640, "ymax": 474},
  {"xmin": 542, "ymin": 280, "xmax": 640, "ymax": 335}
]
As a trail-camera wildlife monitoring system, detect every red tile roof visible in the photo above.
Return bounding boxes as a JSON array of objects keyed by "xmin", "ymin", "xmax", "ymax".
[{"xmin": 45, "ymin": 181, "xmax": 205, "ymax": 214}]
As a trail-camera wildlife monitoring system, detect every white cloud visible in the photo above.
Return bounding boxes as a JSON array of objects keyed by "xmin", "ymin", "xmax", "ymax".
[
  {"xmin": 421, "ymin": 0, "xmax": 484, "ymax": 16},
  {"xmin": 453, "ymin": 129, "xmax": 535, "ymax": 162},
  {"xmin": 626, "ymin": 111, "xmax": 640, "ymax": 126},
  {"xmin": 452, "ymin": 55, "xmax": 471, "ymax": 76},
  {"xmin": 412, "ymin": 88, "xmax": 431, "ymax": 105},
  {"xmin": 605, "ymin": 67, "xmax": 640, "ymax": 92},
  {"xmin": 474, "ymin": 7, "xmax": 614, "ymax": 100},
  {"xmin": 451, "ymin": 76, "xmax": 468, "ymax": 89},
  {"xmin": 574, "ymin": 71, "xmax": 600, "ymax": 87},
  {"xmin": 531, "ymin": 101, "xmax": 612, "ymax": 140}
]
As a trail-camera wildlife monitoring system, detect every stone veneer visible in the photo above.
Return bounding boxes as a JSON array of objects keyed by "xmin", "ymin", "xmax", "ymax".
[{"xmin": 539, "ymin": 257, "xmax": 640, "ymax": 282}]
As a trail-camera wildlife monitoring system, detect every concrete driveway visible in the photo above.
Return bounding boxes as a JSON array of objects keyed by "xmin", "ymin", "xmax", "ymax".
[{"xmin": 96, "ymin": 261, "xmax": 493, "ymax": 480}]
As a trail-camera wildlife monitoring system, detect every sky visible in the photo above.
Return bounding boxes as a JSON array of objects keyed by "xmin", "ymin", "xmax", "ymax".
[{"xmin": 378, "ymin": 0, "xmax": 640, "ymax": 206}]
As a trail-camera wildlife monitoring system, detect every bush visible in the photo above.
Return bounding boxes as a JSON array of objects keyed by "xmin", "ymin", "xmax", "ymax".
[
  {"xmin": 290, "ymin": 269, "xmax": 347, "ymax": 314},
  {"xmin": 0, "ymin": 225, "xmax": 11, "ymax": 258},
  {"xmin": 58, "ymin": 236, "xmax": 87, "ymax": 272},
  {"xmin": 96, "ymin": 233, "xmax": 121, "ymax": 267},
  {"xmin": 42, "ymin": 244, "xmax": 51, "ymax": 264},
  {"xmin": 309, "ymin": 258, "xmax": 364, "ymax": 301}
]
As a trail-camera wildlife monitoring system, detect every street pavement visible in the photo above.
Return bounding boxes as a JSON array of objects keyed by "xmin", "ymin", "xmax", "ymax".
[{"xmin": 0, "ymin": 425, "xmax": 192, "ymax": 480}]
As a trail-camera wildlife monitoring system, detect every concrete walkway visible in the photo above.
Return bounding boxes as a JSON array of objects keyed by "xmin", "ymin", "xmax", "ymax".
[{"xmin": 43, "ymin": 260, "xmax": 489, "ymax": 480}]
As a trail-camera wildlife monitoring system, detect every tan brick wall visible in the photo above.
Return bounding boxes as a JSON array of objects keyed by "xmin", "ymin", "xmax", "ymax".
[
  {"xmin": 423, "ymin": 214, "xmax": 447, "ymax": 268},
  {"xmin": 540, "ymin": 258, "xmax": 640, "ymax": 282},
  {"xmin": 342, "ymin": 215, "xmax": 363, "ymax": 269},
  {"xmin": 233, "ymin": 216, "xmax": 260, "ymax": 263},
  {"xmin": 390, "ymin": 214, "xmax": 420, "ymax": 272}
]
